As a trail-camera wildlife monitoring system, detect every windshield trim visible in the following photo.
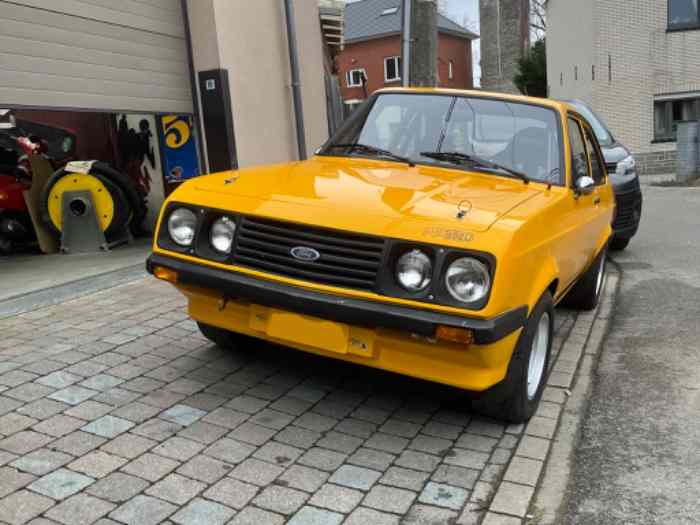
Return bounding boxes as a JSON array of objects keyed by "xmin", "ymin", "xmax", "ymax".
[{"xmin": 318, "ymin": 91, "xmax": 566, "ymax": 187}]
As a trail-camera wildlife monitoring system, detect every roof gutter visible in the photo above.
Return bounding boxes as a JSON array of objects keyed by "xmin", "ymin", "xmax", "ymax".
[{"xmin": 283, "ymin": 0, "xmax": 308, "ymax": 161}]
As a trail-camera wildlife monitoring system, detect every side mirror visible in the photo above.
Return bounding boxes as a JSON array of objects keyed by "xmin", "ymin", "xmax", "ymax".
[{"xmin": 575, "ymin": 176, "xmax": 595, "ymax": 196}]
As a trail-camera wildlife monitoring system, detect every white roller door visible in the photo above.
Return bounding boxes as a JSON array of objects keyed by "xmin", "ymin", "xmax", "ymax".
[{"xmin": 0, "ymin": 0, "xmax": 193, "ymax": 113}]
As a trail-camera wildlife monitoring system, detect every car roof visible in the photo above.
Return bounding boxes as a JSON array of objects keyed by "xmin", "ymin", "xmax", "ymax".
[{"xmin": 374, "ymin": 87, "xmax": 570, "ymax": 112}]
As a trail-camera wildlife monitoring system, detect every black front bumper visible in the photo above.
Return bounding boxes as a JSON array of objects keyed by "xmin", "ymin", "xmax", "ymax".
[
  {"xmin": 611, "ymin": 175, "xmax": 643, "ymax": 239},
  {"xmin": 147, "ymin": 253, "xmax": 527, "ymax": 345}
]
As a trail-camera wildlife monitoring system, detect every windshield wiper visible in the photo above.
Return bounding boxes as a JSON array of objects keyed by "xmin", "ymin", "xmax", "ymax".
[
  {"xmin": 420, "ymin": 151, "xmax": 529, "ymax": 184},
  {"xmin": 325, "ymin": 143, "xmax": 415, "ymax": 166}
]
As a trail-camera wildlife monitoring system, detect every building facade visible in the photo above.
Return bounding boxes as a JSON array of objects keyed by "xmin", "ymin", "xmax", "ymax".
[
  {"xmin": 479, "ymin": 0, "xmax": 531, "ymax": 94},
  {"xmin": 336, "ymin": 0, "xmax": 477, "ymax": 109},
  {"xmin": 547, "ymin": 0, "xmax": 700, "ymax": 175}
]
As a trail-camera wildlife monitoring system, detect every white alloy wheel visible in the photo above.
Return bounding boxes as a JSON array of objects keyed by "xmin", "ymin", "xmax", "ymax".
[
  {"xmin": 527, "ymin": 312, "xmax": 550, "ymax": 400},
  {"xmin": 595, "ymin": 254, "xmax": 606, "ymax": 298}
]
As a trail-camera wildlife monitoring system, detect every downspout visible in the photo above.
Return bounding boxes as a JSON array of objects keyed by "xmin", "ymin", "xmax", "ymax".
[
  {"xmin": 401, "ymin": 0, "xmax": 412, "ymax": 86},
  {"xmin": 283, "ymin": 0, "xmax": 308, "ymax": 160},
  {"xmin": 180, "ymin": 0, "xmax": 207, "ymax": 173}
]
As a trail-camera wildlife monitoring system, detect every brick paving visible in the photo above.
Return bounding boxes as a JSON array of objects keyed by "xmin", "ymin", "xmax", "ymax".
[{"xmin": 0, "ymin": 277, "xmax": 579, "ymax": 524}]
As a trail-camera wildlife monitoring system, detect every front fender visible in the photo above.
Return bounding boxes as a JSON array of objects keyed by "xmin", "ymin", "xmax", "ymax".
[{"xmin": 526, "ymin": 255, "xmax": 560, "ymax": 313}]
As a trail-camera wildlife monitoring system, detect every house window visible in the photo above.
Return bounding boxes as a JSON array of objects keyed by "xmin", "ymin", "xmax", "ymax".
[
  {"xmin": 346, "ymin": 68, "xmax": 367, "ymax": 88},
  {"xmin": 668, "ymin": 0, "xmax": 700, "ymax": 30},
  {"xmin": 384, "ymin": 56, "xmax": 401, "ymax": 83},
  {"xmin": 448, "ymin": 60, "xmax": 454, "ymax": 80},
  {"xmin": 654, "ymin": 96, "xmax": 700, "ymax": 141}
]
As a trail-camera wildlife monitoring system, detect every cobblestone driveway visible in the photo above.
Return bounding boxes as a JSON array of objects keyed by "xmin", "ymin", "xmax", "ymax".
[{"xmin": 0, "ymin": 278, "xmax": 575, "ymax": 525}]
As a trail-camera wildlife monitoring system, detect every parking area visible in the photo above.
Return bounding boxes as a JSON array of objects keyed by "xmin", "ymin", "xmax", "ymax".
[{"xmin": 0, "ymin": 277, "xmax": 578, "ymax": 525}]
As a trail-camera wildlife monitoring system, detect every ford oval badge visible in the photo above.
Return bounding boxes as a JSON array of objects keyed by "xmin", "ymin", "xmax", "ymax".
[{"xmin": 290, "ymin": 246, "xmax": 320, "ymax": 262}]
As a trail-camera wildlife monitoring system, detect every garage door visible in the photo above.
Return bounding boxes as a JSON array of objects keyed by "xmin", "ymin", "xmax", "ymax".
[{"xmin": 0, "ymin": 0, "xmax": 193, "ymax": 114}]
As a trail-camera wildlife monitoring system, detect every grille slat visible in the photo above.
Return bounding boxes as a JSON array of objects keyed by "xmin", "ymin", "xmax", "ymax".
[{"xmin": 232, "ymin": 216, "xmax": 386, "ymax": 290}]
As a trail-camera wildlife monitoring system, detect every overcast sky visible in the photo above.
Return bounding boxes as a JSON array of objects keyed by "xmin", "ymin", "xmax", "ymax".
[{"xmin": 444, "ymin": 0, "xmax": 481, "ymax": 85}]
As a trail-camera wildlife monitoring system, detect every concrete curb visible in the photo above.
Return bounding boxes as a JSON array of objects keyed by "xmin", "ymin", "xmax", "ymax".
[{"xmin": 477, "ymin": 261, "xmax": 621, "ymax": 524}]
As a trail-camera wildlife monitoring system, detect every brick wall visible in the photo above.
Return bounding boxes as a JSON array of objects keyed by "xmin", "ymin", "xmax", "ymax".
[{"xmin": 336, "ymin": 33, "xmax": 473, "ymax": 102}]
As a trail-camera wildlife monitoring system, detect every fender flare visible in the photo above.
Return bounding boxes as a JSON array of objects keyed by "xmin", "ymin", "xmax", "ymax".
[{"xmin": 526, "ymin": 255, "xmax": 560, "ymax": 314}]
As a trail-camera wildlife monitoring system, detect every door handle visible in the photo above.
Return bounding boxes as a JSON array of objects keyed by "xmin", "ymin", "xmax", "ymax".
[{"xmin": 593, "ymin": 196, "xmax": 601, "ymax": 205}]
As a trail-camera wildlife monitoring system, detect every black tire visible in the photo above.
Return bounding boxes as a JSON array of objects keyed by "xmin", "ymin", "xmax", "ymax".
[
  {"xmin": 0, "ymin": 236, "xmax": 13, "ymax": 255},
  {"xmin": 562, "ymin": 247, "xmax": 607, "ymax": 311},
  {"xmin": 473, "ymin": 291, "xmax": 554, "ymax": 423},
  {"xmin": 609, "ymin": 236, "xmax": 630, "ymax": 251},
  {"xmin": 197, "ymin": 322, "xmax": 247, "ymax": 350}
]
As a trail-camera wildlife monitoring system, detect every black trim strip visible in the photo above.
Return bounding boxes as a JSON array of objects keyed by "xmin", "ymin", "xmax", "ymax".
[{"xmin": 147, "ymin": 253, "xmax": 527, "ymax": 344}]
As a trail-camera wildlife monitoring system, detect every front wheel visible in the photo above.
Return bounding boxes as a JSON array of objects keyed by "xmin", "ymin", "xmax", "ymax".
[
  {"xmin": 473, "ymin": 291, "xmax": 554, "ymax": 423},
  {"xmin": 609, "ymin": 236, "xmax": 630, "ymax": 251}
]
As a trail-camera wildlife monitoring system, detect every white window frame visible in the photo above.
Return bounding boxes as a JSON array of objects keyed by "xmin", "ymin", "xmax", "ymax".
[
  {"xmin": 448, "ymin": 60, "xmax": 454, "ymax": 80},
  {"xmin": 346, "ymin": 68, "xmax": 367, "ymax": 88},
  {"xmin": 384, "ymin": 56, "xmax": 401, "ymax": 83}
]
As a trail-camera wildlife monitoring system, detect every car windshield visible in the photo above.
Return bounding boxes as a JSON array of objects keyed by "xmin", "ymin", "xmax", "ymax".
[
  {"xmin": 322, "ymin": 93, "xmax": 563, "ymax": 184},
  {"xmin": 567, "ymin": 101, "xmax": 614, "ymax": 146}
]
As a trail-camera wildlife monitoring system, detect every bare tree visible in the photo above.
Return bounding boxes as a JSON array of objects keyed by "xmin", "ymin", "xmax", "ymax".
[{"xmin": 531, "ymin": 0, "xmax": 546, "ymax": 40}]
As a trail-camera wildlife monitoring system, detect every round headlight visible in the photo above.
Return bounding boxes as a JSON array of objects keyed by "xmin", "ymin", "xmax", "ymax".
[
  {"xmin": 168, "ymin": 208, "xmax": 197, "ymax": 246},
  {"xmin": 210, "ymin": 216, "xmax": 236, "ymax": 254},
  {"xmin": 396, "ymin": 249, "xmax": 432, "ymax": 292},
  {"xmin": 445, "ymin": 258, "xmax": 490, "ymax": 303}
]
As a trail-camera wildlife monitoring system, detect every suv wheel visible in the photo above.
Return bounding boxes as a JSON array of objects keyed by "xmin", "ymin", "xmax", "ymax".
[{"xmin": 473, "ymin": 291, "xmax": 554, "ymax": 423}]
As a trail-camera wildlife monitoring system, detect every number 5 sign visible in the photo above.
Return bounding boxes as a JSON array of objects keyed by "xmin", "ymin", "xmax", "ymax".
[{"xmin": 157, "ymin": 115, "xmax": 200, "ymax": 183}]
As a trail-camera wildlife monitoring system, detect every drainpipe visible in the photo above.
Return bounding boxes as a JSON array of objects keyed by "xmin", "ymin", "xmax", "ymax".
[
  {"xmin": 401, "ymin": 0, "xmax": 412, "ymax": 86},
  {"xmin": 283, "ymin": 0, "xmax": 308, "ymax": 160}
]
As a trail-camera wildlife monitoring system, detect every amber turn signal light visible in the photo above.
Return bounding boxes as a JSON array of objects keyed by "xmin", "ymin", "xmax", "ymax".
[
  {"xmin": 436, "ymin": 325, "xmax": 474, "ymax": 345},
  {"xmin": 153, "ymin": 266, "xmax": 178, "ymax": 284}
]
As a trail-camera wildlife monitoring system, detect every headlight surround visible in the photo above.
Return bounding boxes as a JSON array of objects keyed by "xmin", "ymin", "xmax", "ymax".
[
  {"xmin": 167, "ymin": 208, "xmax": 197, "ymax": 247},
  {"xmin": 445, "ymin": 257, "xmax": 491, "ymax": 304},
  {"xmin": 396, "ymin": 249, "xmax": 433, "ymax": 292},
  {"xmin": 210, "ymin": 216, "xmax": 236, "ymax": 254},
  {"xmin": 616, "ymin": 155, "xmax": 636, "ymax": 176}
]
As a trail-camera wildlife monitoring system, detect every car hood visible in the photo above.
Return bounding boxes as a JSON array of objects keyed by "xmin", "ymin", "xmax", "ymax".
[
  {"xmin": 187, "ymin": 157, "xmax": 543, "ymax": 234},
  {"xmin": 601, "ymin": 142, "xmax": 630, "ymax": 164}
]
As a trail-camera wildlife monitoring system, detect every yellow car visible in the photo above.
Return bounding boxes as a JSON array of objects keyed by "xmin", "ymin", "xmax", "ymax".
[{"xmin": 148, "ymin": 88, "xmax": 614, "ymax": 423}]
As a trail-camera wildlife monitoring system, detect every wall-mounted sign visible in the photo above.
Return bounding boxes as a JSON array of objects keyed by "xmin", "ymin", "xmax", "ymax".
[{"xmin": 157, "ymin": 115, "xmax": 199, "ymax": 183}]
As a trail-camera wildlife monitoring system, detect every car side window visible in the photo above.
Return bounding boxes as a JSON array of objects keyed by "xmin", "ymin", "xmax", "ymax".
[
  {"xmin": 567, "ymin": 118, "xmax": 589, "ymax": 184},
  {"xmin": 583, "ymin": 127, "xmax": 605, "ymax": 184}
]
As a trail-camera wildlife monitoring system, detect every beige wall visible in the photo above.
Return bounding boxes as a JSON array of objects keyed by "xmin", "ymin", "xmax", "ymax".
[{"xmin": 187, "ymin": 0, "xmax": 328, "ymax": 171}]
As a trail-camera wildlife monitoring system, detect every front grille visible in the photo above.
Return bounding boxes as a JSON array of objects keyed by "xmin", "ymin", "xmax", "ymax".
[
  {"xmin": 613, "ymin": 190, "xmax": 641, "ymax": 230},
  {"xmin": 233, "ymin": 216, "xmax": 386, "ymax": 290}
]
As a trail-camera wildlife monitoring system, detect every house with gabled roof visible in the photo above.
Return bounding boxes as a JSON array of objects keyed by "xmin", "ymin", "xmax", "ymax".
[{"xmin": 336, "ymin": 0, "xmax": 478, "ymax": 110}]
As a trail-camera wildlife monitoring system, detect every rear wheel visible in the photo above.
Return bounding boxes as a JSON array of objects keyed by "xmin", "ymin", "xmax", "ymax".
[
  {"xmin": 197, "ymin": 322, "xmax": 247, "ymax": 350},
  {"xmin": 473, "ymin": 291, "xmax": 554, "ymax": 423},
  {"xmin": 610, "ymin": 236, "xmax": 630, "ymax": 251},
  {"xmin": 562, "ymin": 247, "xmax": 606, "ymax": 311}
]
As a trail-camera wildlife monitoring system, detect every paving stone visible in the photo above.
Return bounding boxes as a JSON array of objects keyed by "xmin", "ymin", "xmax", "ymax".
[
  {"xmin": 254, "ymin": 485, "xmax": 308, "ymax": 515},
  {"xmin": 36, "ymin": 371, "xmax": 82, "ymax": 389},
  {"xmin": 200, "ymin": 407, "xmax": 247, "ymax": 430},
  {"xmin": 177, "ymin": 421, "xmax": 229, "ymax": 445},
  {"xmin": 0, "ymin": 396, "xmax": 23, "ymax": 416},
  {"xmin": 100, "ymin": 433, "xmax": 156, "ymax": 459},
  {"xmin": 78, "ymin": 373, "xmax": 124, "ymax": 392},
  {"xmin": 503, "ymin": 456, "xmax": 543, "ymax": 486},
  {"xmin": 64, "ymin": 401, "xmax": 112, "ymax": 421},
  {"xmin": 170, "ymin": 497, "xmax": 235, "ymax": 525},
  {"xmin": 489, "ymin": 481, "xmax": 534, "ymax": 518},
  {"xmin": 128, "ymin": 388, "xmax": 181, "ymax": 408},
  {"xmin": 443, "ymin": 448, "xmax": 490, "ymax": 470},
  {"xmin": 32, "ymin": 415, "xmax": 85, "ymax": 437},
  {"xmin": 228, "ymin": 422, "xmax": 277, "ymax": 446},
  {"xmin": 204, "ymin": 438, "xmax": 255, "ymax": 464},
  {"xmin": 351, "ymin": 406, "xmax": 390, "ymax": 425},
  {"xmin": 203, "ymin": 477, "xmax": 257, "ymax": 509},
  {"xmin": 111, "ymin": 402, "xmax": 162, "ymax": 423},
  {"xmin": 18, "ymin": 399, "xmax": 68, "ymax": 420},
  {"xmin": 0, "ymin": 466, "xmax": 35, "ymax": 497},
  {"xmin": 5, "ymin": 383, "xmax": 55, "ymax": 403},
  {"xmin": 249, "ymin": 409, "xmax": 295, "ymax": 430},
  {"xmin": 132, "ymin": 418, "xmax": 183, "ymax": 440},
  {"xmin": 0, "ymin": 370, "xmax": 37, "ymax": 387},
  {"xmin": 309, "ymin": 483, "xmax": 364, "ymax": 513},
  {"xmin": 81, "ymin": 415, "xmax": 134, "ymax": 438},
  {"xmin": 87, "ymin": 472, "xmax": 150, "ymax": 503},
  {"xmin": 315, "ymin": 431, "xmax": 364, "ymax": 454},
  {"xmin": 525, "ymin": 416, "xmax": 557, "ymax": 440},
  {"xmin": 344, "ymin": 506, "xmax": 399, "ymax": 525},
  {"xmin": 467, "ymin": 419, "xmax": 505, "ymax": 439},
  {"xmin": 160, "ymin": 404, "xmax": 207, "ymax": 426},
  {"xmin": 288, "ymin": 506, "xmax": 344, "ymax": 525},
  {"xmin": 288, "ymin": 384, "xmax": 327, "ymax": 403},
  {"xmin": 50, "ymin": 431, "xmax": 106, "ymax": 456},
  {"xmin": 379, "ymin": 418, "xmax": 422, "ymax": 439},
  {"xmin": 181, "ymin": 393, "xmax": 227, "ymax": 412},
  {"xmin": 480, "ymin": 511, "xmax": 524, "ymax": 524},
  {"xmin": 48, "ymin": 386, "xmax": 97, "ymax": 406},
  {"xmin": 431, "ymin": 464, "xmax": 480, "ymax": 490},
  {"xmin": 121, "ymin": 452, "xmax": 180, "ymax": 482},
  {"xmin": 0, "ymin": 430, "xmax": 53, "ymax": 455},
  {"xmin": 274, "ymin": 426, "xmax": 322, "ymax": 448},
  {"xmin": 0, "ymin": 489, "xmax": 54, "ymax": 524},
  {"xmin": 329, "ymin": 464, "xmax": 380, "ymax": 491},
  {"xmin": 334, "ymin": 418, "xmax": 376, "ymax": 439},
  {"xmin": 348, "ymin": 447, "xmax": 395, "ymax": 471},
  {"xmin": 422, "ymin": 421, "xmax": 463, "ymax": 440},
  {"xmin": 363, "ymin": 485, "xmax": 416, "ymax": 514},
  {"xmin": 363, "ymin": 432, "xmax": 408, "ymax": 455},
  {"xmin": 11, "ymin": 449, "xmax": 72, "ymax": 476},
  {"xmin": 0, "ymin": 450, "xmax": 17, "ymax": 467},
  {"xmin": 230, "ymin": 457, "xmax": 284, "ymax": 485},
  {"xmin": 0, "ymin": 412, "xmax": 37, "ymax": 435},
  {"xmin": 277, "ymin": 465, "xmax": 329, "ymax": 492},
  {"xmin": 498, "ymin": 434, "xmax": 519, "ymax": 450},
  {"xmin": 109, "ymin": 494, "xmax": 177, "ymax": 525},
  {"xmin": 395, "ymin": 450, "xmax": 441, "ymax": 472},
  {"xmin": 145, "ymin": 473, "xmax": 206, "ymax": 505},
  {"xmin": 294, "ymin": 412, "xmax": 338, "ymax": 433},
  {"xmin": 269, "ymin": 396, "xmax": 314, "ymax": 416},
  {"xmin": 253, "ymin": 441, "xmax": 304, "ymax": 467},
  {"xmin": 68, "ymin": 450, "xmax": 127, "ymax": 478},
  {"xmin": 28, "ymin": 468, "xmax": 94, "ymax": 499},
  {"xmin": 228, "ymin": 506, "xmax": 284, "ymax": 525},
  {"xmin": 418, "ymin": 481, "xmax": 469, "ymax": 510},
  {"xmin": 470, "ymin": 481, "xmax": 495, "ymax": 504},
  {"xmin": 152, "ymin": 436, "xmax": 204, "ymax": 462},
  {"xmin": 456, "ymin": 433, "xmax": 499, "ymax": 453},
  {"xmin": 176, "ymin": 454, "xmax": 231, "ymax": 484},
  {"xmin": 45, "ymin": 493, "xmax": 115, "ymax": 525},
  {"xmin": 489, "ymin": 448, "xmax": 513, "ymax": 465},
  {"xmin": 516, "ymin": 435, "xmax": 550, "ymax": 461},
  {"xmin": 298, "ymin": 447, "xmax": 347, "ymax": 472},
  {"xmin": 380, "ymin": 466, "xmax": 429, "ymax": 491}
]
